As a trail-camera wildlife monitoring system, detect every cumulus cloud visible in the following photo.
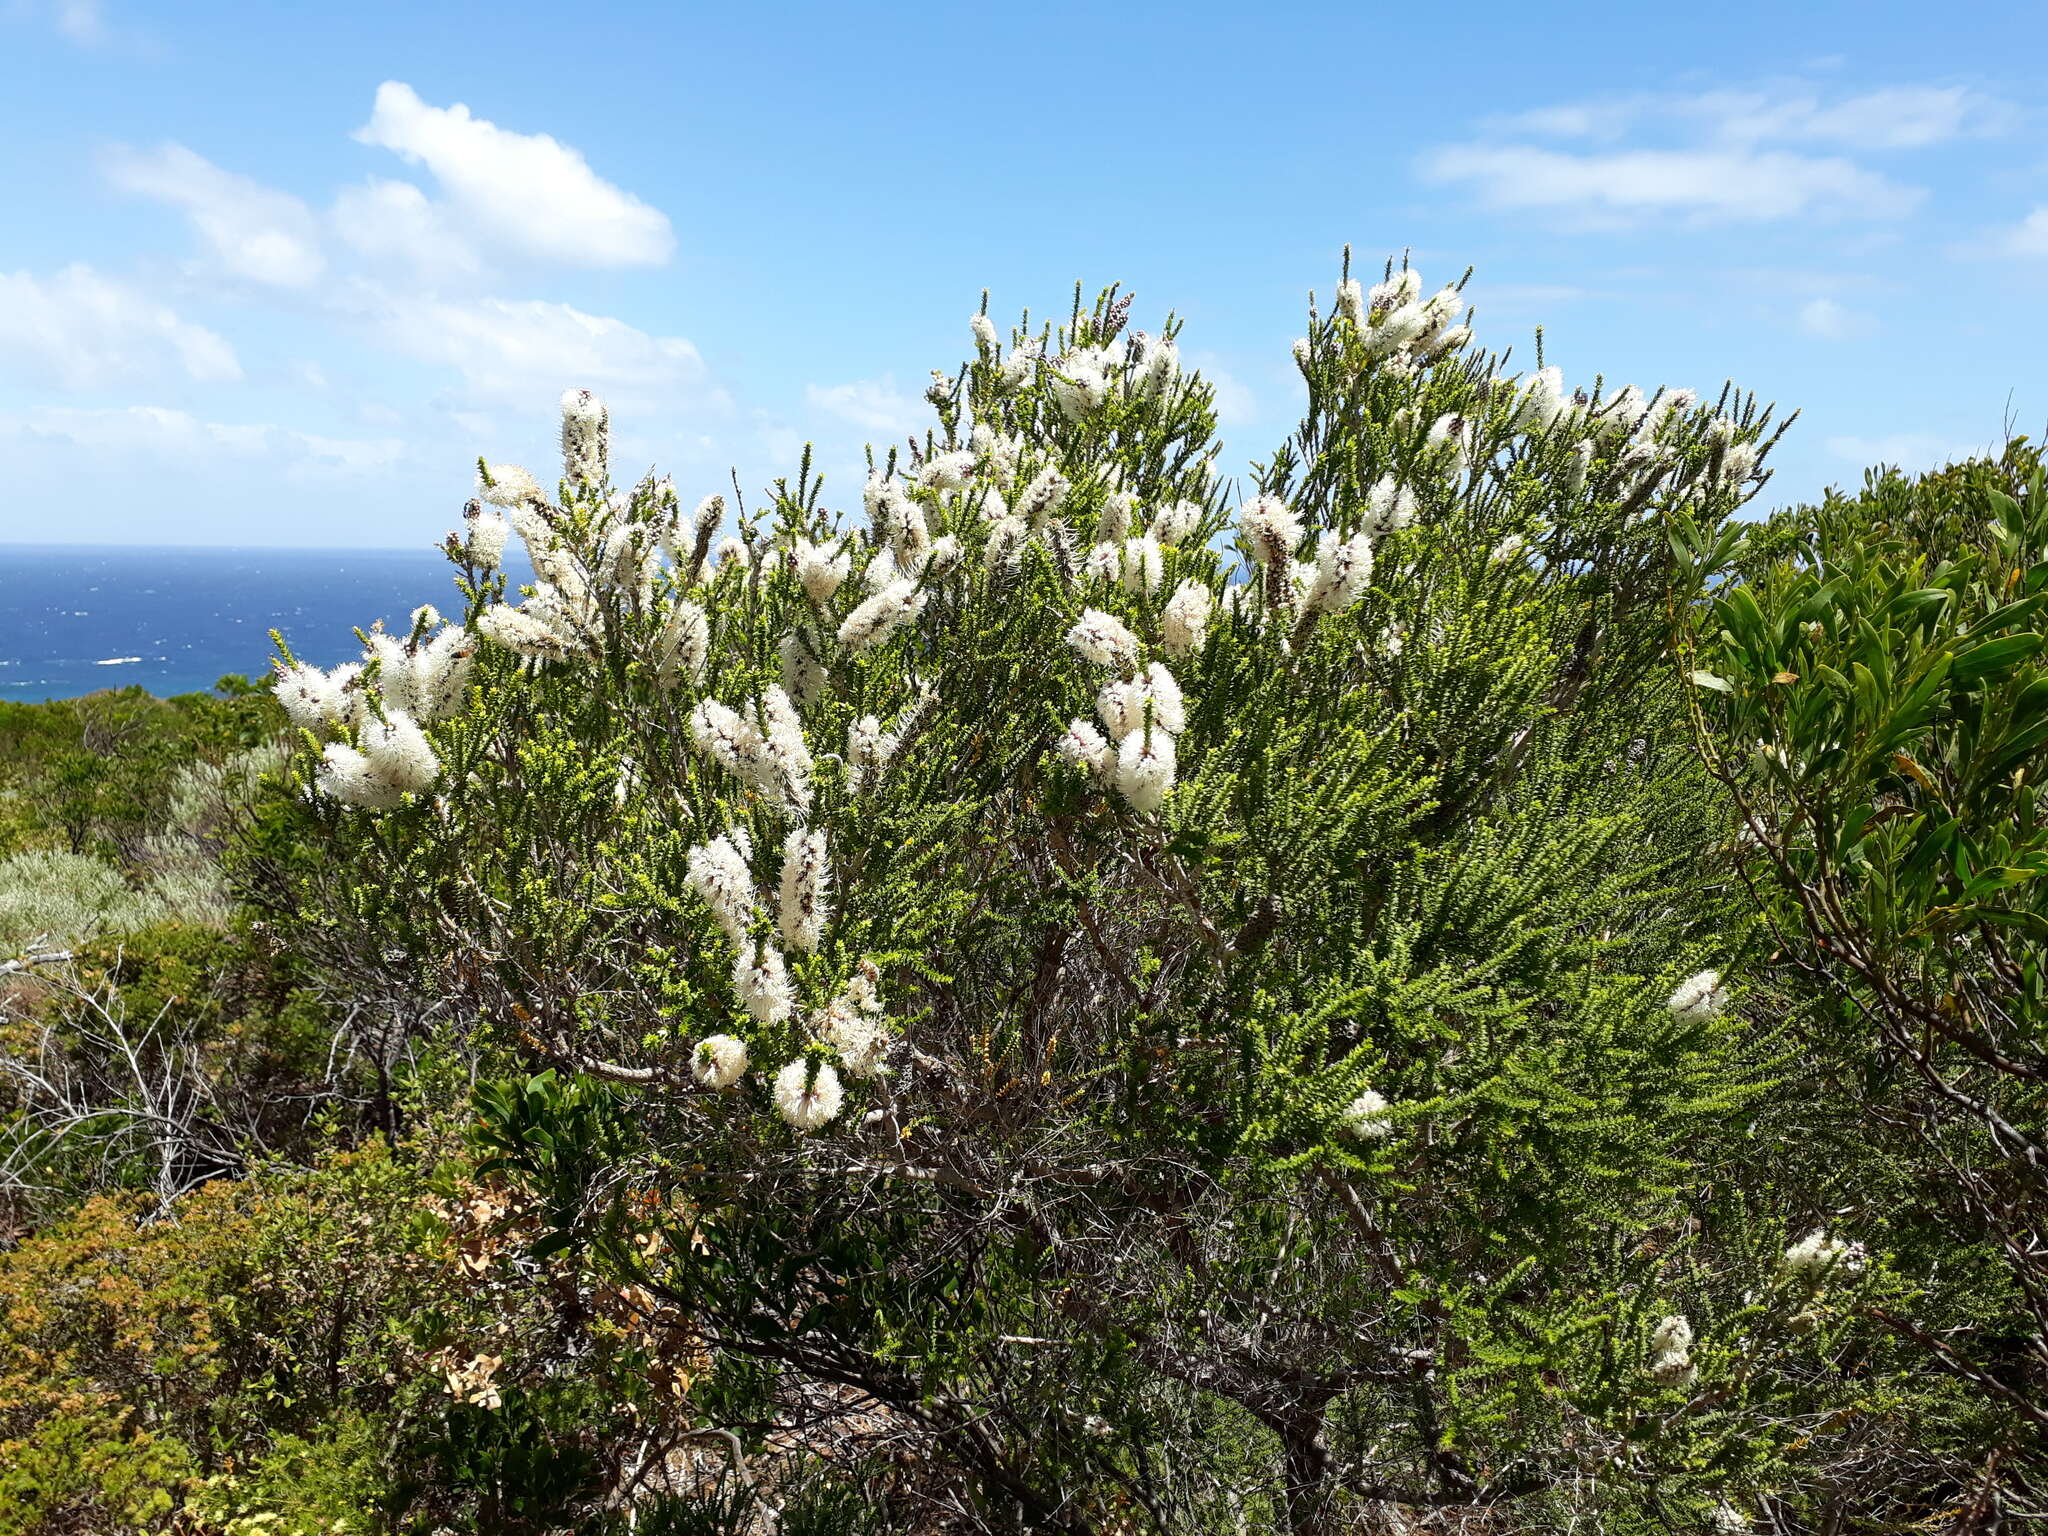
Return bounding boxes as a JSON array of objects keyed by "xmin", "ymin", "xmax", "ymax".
[
  {"xmin": 805, "ymin": 376, "xmax": 926, "ymax": 435},
  {"xmin": 331, "ymin": 177, "xmax": 482, "ymax": 277},
  {"xmin": 353, "ymin": 82, "xmax": 674, "ymax": 269},
  {"xmin": 0, "ymin": 404, "xmax": 405, "ymax": 476},
  {"xmin": 0, "ymin": 265, "xmax": 241, "ymax": 387},
  {"xmin": 102, "ymin": 143, "xmax": 326, "ymax": 287}
]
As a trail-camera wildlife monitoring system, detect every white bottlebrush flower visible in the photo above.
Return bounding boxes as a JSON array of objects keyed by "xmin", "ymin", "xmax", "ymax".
[
  {"xmin": 1421, "ymin": 323, "xmax": 1473, "ymax": 358},
  {"xmin": 1149, "ymin": 499, "xmax": 1202, "ymax": 546},
  {"xmin": 815, "ymin": 994, "xmax": 891, "ymax": 1078},
  {"xmin": 1516, "ymin": 366, "xmax": 1567, "ymax": 434},
  {"xmin": 1100, "ymin": 661, "xmax": 1185, "ymax": 739},
  {"xmin": 918, "ymin": 449, "xmax": 977, "ymax": 492},
  {"xmin": 465, "ymin": 506, "xmax": 510, "ymax": 568},
  {"xmin": 1648, "ymin": 1313, "xmax": 1699, "ymax": 1383},
  {"xmin": 757, "ymin": 686, "xmax": 815, "ymax": 817},
  {"xmin": 1708, "ymin": 1505, "xmax": 1749, "ymax": 1535},
  {"xmin": 1292, "ymin": 336, "xmax": 1313, "ymax": 370},
  {"xmin": 975, "ymin": 425, "xmax": 1023, "ymax": 482},
  {"xmin": 656, "ymin": 599, "xmax": 710, "ymax": 685},
  {"xmin": 1666, "ymin": 969, "xmax": 1729, "ymax": 1023},
  {"xmin": 1364, "ymin": 476, "xmax": 1417, "ymax": 535},
  {"xmin": 691, "ymin": 1033, "xmax": 750, "ymax": 1089},
  {"xmin": 1341, "ymin": 1088, "xmax": 1395, "ymax": 1140},
  {"xmin": 778, "ymin": 631, "xmax": 828, "ymax": 706},
  {"xmin": 479, "ymin": 462, "xmax": 544, "ymax": 509},
  {"xmin": 1096, "ymin": 489, "xmax": 1137, "ymax": 544},
  {"xmin": 1367, "ymin": 301, "xmax": 1429, "ymax": 356},
  {"xmin": 734, "ymin": 939, "xmax": 796, "ymax": 1025},
  {"xmin": 1781, "ymin": 1229, "xmax": 1866, "ymax": 1279},
  {"xmin": 477, "ymin": 603, "xmax": 577, "ymax": 663},
  {"xmin": 274, "ymin": 661, "xmax": 361, "ymax": 733},
  {"xmin": 837, "ymin": 580, "xmax": 926, "ymax": 651},
  {"xmin": 1636, "ymin": 387, "xmax": 1698, "ymax": 444},
  {"xmin": 1595, "ymin": 384, "xmax": 1648, "ymax": 440},
  {"xmin": 866, "ymin": 471, "xmax": 929, "ymax": 562},
  {"xmin": 864, "ymin": 547, "xmax": 900, "ymax": 591},
  {"xmin": 778, "ymin": 827, "xmax": 830, "ymax": 953},
  {"xmin": 1335, "ymin": 277, "xmax": 1367, "ymax": 330},
  {"xmin": 846, "ymin": 714, "xmax": 902, "ymax": 792},
  {"xmin": 773, "ymin": 1057, "xmax": 845, "ymax": 1132},
  {"xmin": 1049, "ymin": 353, "xmax": 1113, "ymax": 420},
  {"xmin": 358, "ymin": 710, "xmax": 439, "ymax": 794},
  {"xmin": 315, "ymin": 742, "xmax": 406, "ymax": 810},
  {"xmin": 985, "ymin": 515, "xmax": 1029, "ymax": 571},
  {"xmin": 1066, "ymin": 607, "xmax": 1141, "ymax": 670},
  {"xmin": 916, "ymin": 533, "xmax": 961, "ymax": 577},
  {"xmin": 1425, "ymin": 412, "xmax": 1471, "ymax": 468},
  {"xmin": 1564, "ymin": 439, "xmax": 1596, "ymax": 496},
  {"xmin": 1016, "ymin": 465, "xmax": 1072, "ymax": 528},
  {"xmin": 1718, "ymin": 440, "xmax": 1760, "ymax": 488},
  {"xmin": 405, "ymin": 627, "xmax": 476, "ymax": 723},
  {"xmin": 691, "ymin": 699, "xmax": 766, "ymax": 786},
  {"xmin": 1138, "ymin": 335, "xmax": 1179, "ymax": 396},
  {"xmin": 1649, "ymin": 1313, "xmax": 1693, "ymax": 1356},
  {"xmin": 971, "ymin": 311, "xmax": 1000, "ymax": 352},
  {"xmin": 1237, "ymin": 494, "xmax": 1302, "ymax": 568},
  {"xmin": 1161, "ymin": 580, "xmax": 1212, "ymax": 657},
  {"xmin": 1058, "ymin": 718, "xmax": 1116, "ymax": 783},
  {"xmin": 685, "ymin": 834, "xmax": 759, "ymax": 943},
  {"xmin": 1000, "ymin": 335, "xmax": 1042, "ymax": 389},
  {"xmin": 1114, "ymin": 726, "xmax": 1176, "ymax": 815},
  {"xmin": 794, "ymin": 537, "xmax": 852, "ymax": 603},
  {"xmin": 715, "ymin": 536, "xmax": 751, "ymax": 572},
  {"xmin": 1119, "ymin": 535, "xmax": 1165, "ymax": 596},
  {"xmin": 1303, "ymin": 531, "xmax": 1374, "ymax": 615},
  {"xmin": 1369, "ymin": 268, "xmax": 1423, "ymax": 312},
  {"xmin": 1082, "ymin": 543, "xmax": 1121, "ymax": 584},
  {"xmin": 559, "ymin": 388, "xmax": 609, "ymax": 487}
]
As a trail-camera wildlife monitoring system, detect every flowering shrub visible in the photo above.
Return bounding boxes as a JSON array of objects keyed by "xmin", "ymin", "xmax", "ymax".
[{"xmin": 250, "ymin": 255, "xmax": 1906, "ymax": 1531}]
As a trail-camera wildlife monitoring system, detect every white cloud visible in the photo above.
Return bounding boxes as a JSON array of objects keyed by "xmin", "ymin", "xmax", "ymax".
[
  {"xmin": 1489, "ymin": 84, "xmax": 2014, "ymax": 151},
  {"xmin": 102, "ymin": 143, "xmax": 325, "ymax": 287},
  {"xmin": 1825, "ymin": 432, "xmax": 1983, "ymax": 473},
  {"xmin": 1421, "ymin": 144, "xmax": 1919, "ymax": 224},
  {"xmin": 805, "ymin": 376, "xmax": 925, "ymax": 435},
  {"xmin": 349, "ymin": 287, "xmax": 719, "ymax": 414},
  {"xmin": 0, "ymin": 404, "xmax": 404, "ymax": 476},
  {"xmin": 354, "ymin": 82, "xmax": 673, "ymax": 269},
  {"xmin": 1796, "ymin": 296, "xmax": 1873, "ymax": 340},
  {"xmin": 53, "ymin": 0, "xmax": 104, "ymax": 44},
  {"xmin": 1995, "ymin": 207, "xmax": 2048, "ymax": 257},
  {"xmin": 331, "ymin": 177, "xmax": 481, "ymax": 277},
  {"xmin": 0, "ymin": 264, "xmax": 240, "ymax": 387}
]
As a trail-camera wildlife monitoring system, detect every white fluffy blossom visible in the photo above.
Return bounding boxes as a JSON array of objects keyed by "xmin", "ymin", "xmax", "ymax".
[
  {"xmin": 778, "ymin": 828, "xmax": 830, "ymax": 953},
  {"xmin": 1098, "ymin": 662, "xmax": 1185, "ymax": 741},
  {"xmin": 656, "ymin": 599, "xmax": 710, "ymax": 685},
  {"xmin": 1708, "ymin": 1505, "xmax": 1749, "ymax": 1535},
  {"xmin": 1666, "ymin": 969, "xmax": 1729, "ymax": 1023},
  {"xmin": 778, "ymin": 631, "xmax": 827, "ymax": 706},
  {"xmin": 1364, "ymin": 476, "xmax": 1417, "ymax": 536},
  {"xmin": 1303, "ymin": 532, "xmax": 1374, "ymax": 616},
  {"xmin": 1516, "ymin": 366, "xmax": 1567, "ymax": 434},
  {"xmin": 465, "ymin": 505, "xmax": 510, "ymax": 568},
  {"xmin": 358, "ymin": 710, "xmax": 439, "ymax": 793},
  {"xmin": 816, "ymin": 974, "xmax": 891, "ymax": 1079},
  {"xmin": 691, "ymin": 1033, "xmax": 749, "ymax": 1089},
  {"xmin": 1342, "ymin": 1088, "xmax": 1395, "ymax": 1140},
  {"xmin": 1114, "ymin": 726, "xmax": 1176, "ymax": 815},
  {"xmin": 1117, "ymin": 536, "xmax": 1165, "ymax": 595},
  {"xmin": 837, "ymin": 580, "xmax": 926, "ymax": 651},
  {"xmin": 792, "ymin": 537, "xmax": 852, "ymax": 603},
  {"xmin": 1238, "ymin": 495, "xmax": 1302, "ymax": 569},
  {"xmin": 971, "ymin": 311, "xmax": 1000, "ymax": 352},
  {"xmin": 1149, "ymin": 500, "xmax": 1202, "ymax": 546},
  {"xmin": 316, "ymin": 743, "xmax": 405, "ymax": 810},
  {"xmin": 477, "ymin": 602, "xmax": 578, "ymax": 663},
  {"xmin": 918, "ymin": 449, "xmax": 977, "ymax": 493},
  {"xmin": 1647, "ymin": 1314, "xmax": 1697, "ymax": 1386},
  {"xmin": 1066, "ymin": 608, "xmax": 1141, "ymax": 670},
  {"xmin": 1782, "ymin": 1229, "xmax": 1866, "ymax": 1280},
  {"xmin": 1137, "ymin": 335, "xmax": 1179, "ymax": 397},
  {"xmin": 274, "ymin": 661, "xmax": 362, "ymax": 733},
  {"xmin": 1059, "ymin": 719, "xmax": 1116, "ymax": 783},
  {"xmin": 773, "ymin": 1058, "xmax": 845, "ymax": 1132},
  {"xmin": 479, "ymin": 462, "xmax": 544, "ymax": 510},
  {"xmin": 1564, "ymin": 439, "xmax": 1596, "ymax": 496},
  {"xmin": 1161, "ymin": 580, "xmax": 1213, "ymax": 657},
  {"xmin": 1016, "ymin": 466, "xmax": 1072, "ymax": 528},
  {"xmin": 846, "ymin": 714, "xmax": 902, "ymax": 792},
  {"xmin": 686, "ymin": 834, "xmax": 759, "ymax": 943},
  {"xmin": 1000, "ymin": 336, "xmax": 1042, "ymax": 389},
  {"xmin": 1096, "ymin": 489, "xmax": 1136, "ymax": 544},
  {"xmin": 734, "ymin": 940, "xmax": 796, "ymax": 1025},
  {"xmin": 560, "ymin": 389, "xmax": 608, "ymax": 487}
]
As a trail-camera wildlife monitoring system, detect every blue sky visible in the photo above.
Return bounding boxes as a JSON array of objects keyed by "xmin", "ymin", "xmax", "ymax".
[{"xmin": 1, "ymin": 0, "xmax": 2044, "ymax": 547}]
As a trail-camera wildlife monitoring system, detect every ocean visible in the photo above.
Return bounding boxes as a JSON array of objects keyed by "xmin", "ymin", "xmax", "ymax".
[{"xmin": 1, "ymin": 544, "xmax": 532, "ymax": 702}]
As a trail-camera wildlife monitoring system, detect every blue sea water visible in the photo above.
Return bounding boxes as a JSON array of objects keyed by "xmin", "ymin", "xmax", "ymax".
[{"xmin": 0, "ymin": 544, "xmax": 532, "ymax": 702}]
